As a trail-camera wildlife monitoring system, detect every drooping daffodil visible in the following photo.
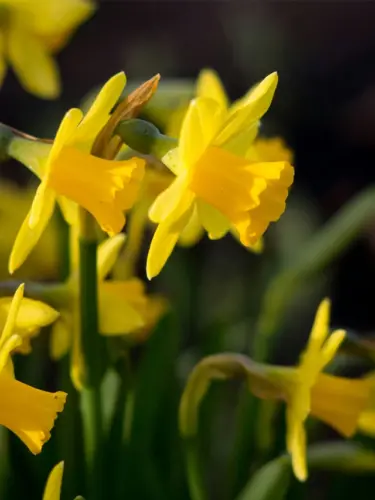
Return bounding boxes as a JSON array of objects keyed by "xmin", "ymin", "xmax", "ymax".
[
  {"xmin": 0, "ymin": 284, "xmax": 66, "ymax": 454},
  {"xmin": 180, "ymin": 298, "xmax": 373, "ymax": 483},
  {"xmin": 146, "ymin": 72, "xmax": 294, "ymax": 278},
  {"xmin": 9, "ymin": 72, "xmax": 145, "ymax": 274},
  {"xmin": 0, "ymin": 0, "xmax": 94, "ymax": 98},
  {"xmin": 267, "ymin": 299, "xmax": 372, "ymax": 481}
]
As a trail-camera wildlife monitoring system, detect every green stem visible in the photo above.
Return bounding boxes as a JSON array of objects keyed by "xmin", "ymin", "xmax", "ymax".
[
  {"xmin": 78, "ymin": 209, "xmax": 104, "ymax": 500},
  {"xmin": 185, "ymin": 437, "xmax": 207, "ymax": 500}
]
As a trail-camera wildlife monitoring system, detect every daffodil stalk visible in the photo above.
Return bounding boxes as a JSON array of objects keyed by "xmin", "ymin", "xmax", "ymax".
[{"xmin": 78, "ymin": 207, "xmax": 104, "ymax": 499}]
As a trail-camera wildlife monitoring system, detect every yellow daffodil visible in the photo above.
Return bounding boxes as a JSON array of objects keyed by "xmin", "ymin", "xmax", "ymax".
[
  {"xmin": 0, "ymin": 288, "xmax": 59, "ymax": 355},
  {"xmin": 0, "ymin": 0, "xmax": 94, "ymax": 98},
  {"xmin": 9, "ymin": 72, "xmax": 145, "ymax": 274},
  {"xmin": 50, "ymin": 231, "xmax": 166, "ymax": 390},
  {"xmin": 146, "ymin": 72, "xmax": 294, "ymax": 278},
  {"xmin": 0, "ymin": 284, "xmax": 66, "ymax": 454},
  {"xmin": 167, "ymin": 70, "xmax": 294, "ymax": 252},
  {"xmin": 42, "ymin": 461, "xmax": 64, "ymax": 500},
  {"xmin": 267, "ymin": 299, "xmax": 372, "ymax": 481}
]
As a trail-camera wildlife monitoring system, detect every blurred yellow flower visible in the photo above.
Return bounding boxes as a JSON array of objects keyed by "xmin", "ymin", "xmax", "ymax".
[
  {"xmin": 0, "ymin": 287, "xmax": 59, "ymax": 355},
  {"xmin": 0, "ymin": 284, "xmax": 66, "ymax": 454},
  {"xmin": 9, "ymin": 72, "xmax": 145, "ymax": 273},
  {"xmin": 0, "ymin": 0, "xmax": 94, "ymax": 98},
  {"xmin": 42, "ymin": 461, "xmax": 64, "ymax": 500},
  {"xmin": 268, "ymin": 299, "xmax": 371, "ymax": 481},
  {"xmin": 146, "ymin": 72, "xmax": 294, "ymax": 278},
  {"xmin": 51, "ymin": 231, "xmax": 166, "ymax": 390}
]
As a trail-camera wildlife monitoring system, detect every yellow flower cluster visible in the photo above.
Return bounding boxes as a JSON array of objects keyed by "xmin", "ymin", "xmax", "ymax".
[
  {"xmin": 2, "ymin": 66, "xmax": 295, "ymax": 461},
  {"xmin": 6, "ymin": 61, "xmax": 375, "ymax": 490}
]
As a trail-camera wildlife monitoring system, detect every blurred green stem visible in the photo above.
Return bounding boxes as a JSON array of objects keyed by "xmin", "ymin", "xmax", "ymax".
[
  {"xmin": 185, "ymin": 437, "xmax": 207, "ymax": 500},
  {"xmin": 79, "ymin": 208, "xmax": 103, "ymax": 500}
]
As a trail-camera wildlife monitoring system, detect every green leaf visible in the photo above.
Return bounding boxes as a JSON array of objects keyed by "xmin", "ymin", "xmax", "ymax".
[
  {"xmin": 308, "ymin": 442, "xmax": 375, "ymax": 473},
  {"xmin": 236, "ymin": 456, "xmax": 291, "ymax": 500},
  {"xmin": 254, "ymin": 185, "xmax": 375, "ymax": 360}
]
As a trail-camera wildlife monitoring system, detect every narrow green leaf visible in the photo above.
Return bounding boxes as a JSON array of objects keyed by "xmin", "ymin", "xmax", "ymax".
[
  {"xmin": 236, "ymin": 456, "xmax": 291, "ymax": 500},
  {"xmin": 308, "ymin": 442, "xmax": 375, "ymax": 473}
]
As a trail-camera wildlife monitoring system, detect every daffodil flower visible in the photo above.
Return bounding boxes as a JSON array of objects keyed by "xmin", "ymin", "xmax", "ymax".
[
  {"xmin": 168, "ymin": 70, "xmax": 294, "ymax": 252},
  {"xmin": 9, "ymin": 72, "xmax": 145, "ymax": 274},
  {"xmin": 50, "ymin": 231, "xmax": 166, "ymax": 390},
  {"xmin": 0, "ymin": 288, "xmax": 59, "ymax": 355},
  {"xmin": 42, "ymin": 461, "xmax": 64, "ymax": 500},
  {"xmin": 146, "ymin": 72, "xmax": 294, "ymax": 278},
  {"xmin": 0, "ymin": 0, "xmax": 94, "ymax": 98},
  {"xmin": 0, "ymin": 284, "xmax": 66, "ymax": 454},
  {"xmin": 267, "ymin": 299, "xmax": 372, "ymax": 481}
]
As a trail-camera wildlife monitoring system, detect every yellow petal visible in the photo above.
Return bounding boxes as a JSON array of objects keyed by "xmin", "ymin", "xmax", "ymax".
[
  {"xmin": 50, "ymin": 316, "xmax": 71, "ymax": 360},
  {"xmin": 196, "ymin": 199, "xmax": 230, "ymax": 239},
  {"xmin": 147, "ymin": 202, "xmax": 194, "ymax": 279},
  {"xmin": 304, "ymin": 299, "xmax": 331, "ymax": 358},
  {"xmin": 9, "ymin": 189, "xmax": 56, "ymax": 274},
  {"xmin": 221, "ymin": 121, "xmax": 259, "ymax": 156},
  {"xmin": 43, "ymin": 462, "xmax": 64, "ymax": 500},
  {"xmin": 216, "ymin": 72, "xmax": 278, "ymax": 146},
  {"xmin": 70, "ymin": 306, "xmax": 85, "ymax": 391},
  {"xmin": 99, "ymin": 282, "xmax": 145, "ymax": 335},
  {"xmin": 0, "ymin": 335, "xmax": 22, "ymax": 374},
  {"xmin": 319, "ymin": 329, "xmax": 346, "ymax": 370},
  {"xmin": 57, "ymin": 196, "xmax": 78, "ymax": 226},
  {"xmin": 74, "ymin": 72, "xmax": 126, "ymax": 145},
  {"xmin": 29, "ymin": 182, "xmax": 56, "ymax": 229},
  {"xmin": 179, "ymin": 97, "xmax": 223, "ymax": 168},
  {"xmin": 149, "ymin": 174, "xmax": 189, "ymax": 223},
  {"xmin": 0, "ymin": 293, "xmax": 59, "ymax": 350},
  {"xmin": 231, "ymin": 72, "xmax": 278, "ymax": 117},
  {"xmin": 8, "ymin": 25, "xmax": 60, "ymax": 99},
  {"xmin": 286, "ymin": 411, "xmax": 307, "ymax": 482},
  {"xmin": 0, "ymin": 374, "xmax": 66, "ymax": 454},
  {"xmin": 46, "ymin": 108, "xmax": 84, "ymax": 177},
  {"xmin": 97, "ymin": 234, "xmax": 126, "ymax": 281},
  {"xmin": 8, "ymin": 138, "xmax": 51, "ymax": 179},
  {"xmin": 178, "ymin": 207, "xmax": 204, "ymax": 247},
  {"xmin": 196, "ymin": 69, "xmax": 229, "ymax": 109},
  {"xmin": 162, "ymin": 148, "xmax": 181, "ymax": 176},
  {"xmin": 0, "ymin": 284, "xmax": 24, "ymax": 353}
]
